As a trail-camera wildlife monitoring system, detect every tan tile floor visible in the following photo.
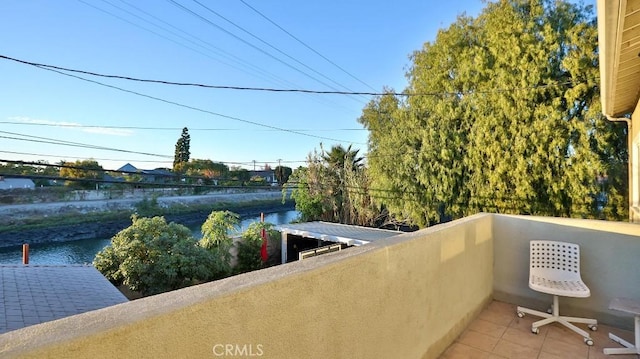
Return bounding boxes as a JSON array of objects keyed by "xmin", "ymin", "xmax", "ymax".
[{"xmin": 440, "ymin": 301, "xmax": 639, "ymax": 359}]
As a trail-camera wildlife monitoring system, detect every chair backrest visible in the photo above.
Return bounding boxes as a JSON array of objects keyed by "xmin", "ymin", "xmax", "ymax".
[{"xmin": 529, "ymin": 240, "xmax": 582, "ymax": 281}]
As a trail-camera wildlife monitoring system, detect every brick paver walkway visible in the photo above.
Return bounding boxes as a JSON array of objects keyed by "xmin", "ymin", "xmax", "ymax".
[{"xmin": 0, "ymin": 265, "xmax": 128, "ymax": 334}]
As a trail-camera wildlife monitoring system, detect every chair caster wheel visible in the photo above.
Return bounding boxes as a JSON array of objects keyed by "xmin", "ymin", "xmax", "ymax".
[
  {"xmin": 588, "ymin": 324, "xmax": 597, "ymax": 331},
  {"xmin": 517, "ymin": 312, "xmax": 525, "ymax": 318},
  {"xmin": 584, "ymin": 338, "xmax": 594, "ymax": 346},
  {"xmin": 531, "ymin": 327, "xmax": 539, "ymax": 334}
]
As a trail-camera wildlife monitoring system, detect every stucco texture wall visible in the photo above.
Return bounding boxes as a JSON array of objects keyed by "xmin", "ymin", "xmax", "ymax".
[{"xmin": 0, "ymin": 214, "xmax": 494, "ymax": 359}]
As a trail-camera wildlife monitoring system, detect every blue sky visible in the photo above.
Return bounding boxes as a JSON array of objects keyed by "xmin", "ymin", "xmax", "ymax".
[{"xmin": 1, "ymin": 1, "xmax": 512, "ymax": 171}]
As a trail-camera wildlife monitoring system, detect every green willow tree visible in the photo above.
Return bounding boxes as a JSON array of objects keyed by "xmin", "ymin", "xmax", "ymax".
[
  {"xmin": 173, "ymin": 127, "xmax": 191, "ymax": 172},
  {"xmin": 359, "ymin": 0, "xmax": 628, "ymax": 227}
]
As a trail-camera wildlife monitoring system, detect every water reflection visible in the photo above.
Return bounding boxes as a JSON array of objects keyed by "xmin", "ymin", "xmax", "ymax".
[{"xmin": 0, "ymin": 210, "xmax": 299, "ymax": 265}]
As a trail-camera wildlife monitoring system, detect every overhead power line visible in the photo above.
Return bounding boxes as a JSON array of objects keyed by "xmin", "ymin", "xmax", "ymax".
[
  {"xmin": 189, "ymin": 0, "xmax": 365, "ymax": 101},
  {"xmin": 0, "ymin": 54, "xmax": 583, "ymax": 97},
  {"xmin": 0, "ymin": 157, "xmax": 603, "ymax": 209},
  {"xmin": 0, "ymin": 172, "xmax": 283, "ymax": 190},
  {"xmin": 238, "ymin": 0, "xmax": 377, "ymax": 92},
  {"xmin": 0, "ymin": 130, "xmax": 172, "ymax": 158},
  {"xmin": 0, "ymin": 150, "xmax": 173, "ymax": 164},
  {"xmin": 81, "ymin": 0, "xmax": 312, "ymax": 92},
  {"xmin": 0, "ymin": 121, "xmax": 365, "ymax": 132},
  {"xmin": 2, "ymin": 158, "xmax": 208, "ymax": 182},
  {"xmin": 15, "ymin": 63, "xmax": 365, "ymax": 145},
  {"xmin": 166, "ymin": 0, "xmax": 361, "ymax": 101},
  {"xmin": 0, "ymin": 150, "xmax": 306, "ymax": 166}
]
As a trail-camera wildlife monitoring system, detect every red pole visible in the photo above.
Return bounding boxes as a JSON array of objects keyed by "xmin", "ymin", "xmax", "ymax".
[
  {"xmin": 260, "ymin": 213, "xmax": 268, "ymax": 262},
  {"xmin": 22, "ymin": 244, "xmax": 29, "ymax": 265}
]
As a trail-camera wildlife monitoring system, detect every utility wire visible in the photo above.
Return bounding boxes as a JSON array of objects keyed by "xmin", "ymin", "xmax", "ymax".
[
  {"xmin": 0, "ymin": 121, "xmax": 365, "ymax": 132},
  {"xmin": 0, "ymin": 54, "xmax": 582, "ymax": 97},
  {"xmin": 0, "ymin": 150, "xmax": 173, "ymax": 164},
  {"xmin": 0, "ymin": 151, "xmax": 306, "ymax": 166},
  {"xmin": 79, "ymin": 0, "xmax": 268, "ymax": 86},
  {"xmin": 2, "ymin": 158, "xmax": 605, "ymax": 210},
  {"xmin": 0, "ymin": 172, "xmax": 283, "ymax": 190},
  {"xmin": 238, "ymin": 0, "xmax": 377, "ymax": 92},
  {"xmin": 189, "ymin": 0, "xmax": 366, "ymax": 102},
  {"xmin": 166, "ymin": 0, "xmax": 356, "ymax": 98},
  {"xmin": 25, "ymin": 64, "xmax": 365, "ymax": 145},
  {"xmin": 2, "ymin": 159, "xmax": 299, "ymax": 187},
  {"xmin": 0, "ymin": 130, "xmax": 172, "ymax": 158},
  {"xmin": 86, "ymin": 0, "xmax": 312, "ymax": 92},
  {"xmin": 2, "ymin": 159, "xmax": 212, "ymax": 182}
]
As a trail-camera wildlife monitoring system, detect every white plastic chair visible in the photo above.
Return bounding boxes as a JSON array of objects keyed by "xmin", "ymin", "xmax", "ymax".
[{"xmin": 516, "ymin": 240, "xmax": 597, "ymax": 346}]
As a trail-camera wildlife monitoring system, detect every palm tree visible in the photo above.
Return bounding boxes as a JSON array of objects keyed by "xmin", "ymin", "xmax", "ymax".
[
  {"xmin": 319, "ymin": 145, "xmax": 366, "ymax": 224},
  {"xmin": 322, "ymin": 144, "xmax": 364, "ymax": 170}
]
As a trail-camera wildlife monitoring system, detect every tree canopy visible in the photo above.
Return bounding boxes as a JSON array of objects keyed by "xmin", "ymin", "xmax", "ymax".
[
  {"xmin": 199, "ymin": 210, "xmax": 239, "ymax": 276},
  {"xmin": 176, "ymin": 158, "xmax": 228, "ymax": 183},
  {"xmin": 59, "ymin": 160, "xmax": 104, "ymax": 189},
  {"xmin": 95, "ymin": 211, "xmax": 247, "ymax": 296},
  {"xmin": 94, "ymin": 215, "xmax": 214, "ymax": 296},
  {"xmin": 235, "ymin": 221, "xmax": 278, "ymax": 273},
  {"xmin": 274, "ymin": 165, "xmax": 292, "ymax": 185},
  {"xmin": 173, "ymin": 127, "xmax": 191, "ymax": 171},
  {"xmin": 285, "ymin": 145, "xmax": 381, "ymax": 226},
  {"xmin": 358, "ymin": 0, "xmax": 628, "ymax": 227},
  {"xmin": 322, "ymin": 144, "xmax": 364, "ymax": 171}
]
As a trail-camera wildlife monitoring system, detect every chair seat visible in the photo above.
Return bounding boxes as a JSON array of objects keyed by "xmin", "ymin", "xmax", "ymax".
[
  {"xmin": 518, "ymin": 240, "xmax": 595, "ymax": 346},
  {"xmin": 530, "ymin": 274, "xmax": 591, "ymax": 298}
]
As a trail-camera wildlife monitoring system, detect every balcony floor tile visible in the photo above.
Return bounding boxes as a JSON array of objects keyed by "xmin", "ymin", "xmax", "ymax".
[{"xmin": 440, "ymin": 301, "xmax": 639, "ymax": 359}]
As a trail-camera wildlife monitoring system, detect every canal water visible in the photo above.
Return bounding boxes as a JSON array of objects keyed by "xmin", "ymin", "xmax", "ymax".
[{"xmin": 0, "ymin": 210, "xmax": 299, "ymax": 265}]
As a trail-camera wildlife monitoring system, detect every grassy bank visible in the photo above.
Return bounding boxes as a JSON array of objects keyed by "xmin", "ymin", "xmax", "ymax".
[{"xmin": 0, "ymin": 199, "xmax": 294, "ymax": 234}]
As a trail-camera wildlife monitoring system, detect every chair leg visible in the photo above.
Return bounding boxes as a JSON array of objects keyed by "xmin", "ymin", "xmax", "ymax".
[
  {"xmin": 604, "ymin": 315, "xmax": 640, "ymax": 355},
  {"xmin": 516, "ymin": 295, "xmax": 596, "ymax": 345}
]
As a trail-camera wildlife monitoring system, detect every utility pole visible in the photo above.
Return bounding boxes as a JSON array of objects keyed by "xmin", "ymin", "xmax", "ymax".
[
  {"xmin": 253, "ymin": 160, "xmax": 256, "ymax": 171},
  {"xmin": 277, "ymin": 159, "xmax": 282, "ymax": 168}
]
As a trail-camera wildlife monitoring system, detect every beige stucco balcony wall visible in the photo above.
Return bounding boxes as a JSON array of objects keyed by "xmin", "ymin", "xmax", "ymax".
[
  {"xmin": 0, "ymin": 213, "xmax": 494, "ymax": 359},
  {"xmin": 2, "ymin": 213, "xmax": 638, "ymax": 358}
]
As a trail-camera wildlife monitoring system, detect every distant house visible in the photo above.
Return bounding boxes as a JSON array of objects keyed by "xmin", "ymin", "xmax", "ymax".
[
  {"xmin": 116, "ymin": 163, "xmax": 138, "ymax": 174},
  {"xmin": 115, "ymin": 164, "xmax": 175, "ymax": 183},
  {"xmin": 101, "ymin": 173, "xmax": 124, "ymax": 188},
  {"xmin": 248, "ymin": 170, "xmax": 277, "ymax": 185},
  {"xmin": 0, "ymin": 177, "xmax": 35, "ymax": 190},
  {"xmin": 140, "ymin": 168, "xmax": 174, "ymax": 183}
]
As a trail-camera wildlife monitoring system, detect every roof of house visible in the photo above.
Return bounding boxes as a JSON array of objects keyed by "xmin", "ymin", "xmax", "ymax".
[
  {"xmin": 277, "ymin": 221, "xmax": 403, "ymax": 246},
  {"xmin": 116, "ymin": 163, "xmax": 138, "ymax": 173},
  {"xmin": 141, "ymin": 168, "xmax": 173, "ymax": 176},
  {"xmin": 0, "ymin": 265, "xmax": 128, "ymax": 334},
  {"xmin": 0, "ymin": 178, "xmax": 35, "ymax": 190}
]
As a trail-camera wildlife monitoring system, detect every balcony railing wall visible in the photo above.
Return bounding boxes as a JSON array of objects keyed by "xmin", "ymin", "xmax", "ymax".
[
  {"xmin": 0, "ymin": 214, "xmax": 494, "ymax": 359},
  {"xmin": 1, "ymin": 213, "xmax": 638, "ymax": 358}
]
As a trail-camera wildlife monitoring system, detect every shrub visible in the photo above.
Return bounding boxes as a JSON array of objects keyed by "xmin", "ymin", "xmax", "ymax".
[
  {"xmin": 235, "ymin": 222, "xmax": 278, "ymax": 273},
  {"xmin": 94, "ymin": 215, "xmax": 214, "ymax": 296},
  {"xmin": 199, "ymin": 210, "xmax": 239, "ymax": 277},
  {"xmin": 134, "ymin": 196, "xmax": 162, "ymax": 217}
]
